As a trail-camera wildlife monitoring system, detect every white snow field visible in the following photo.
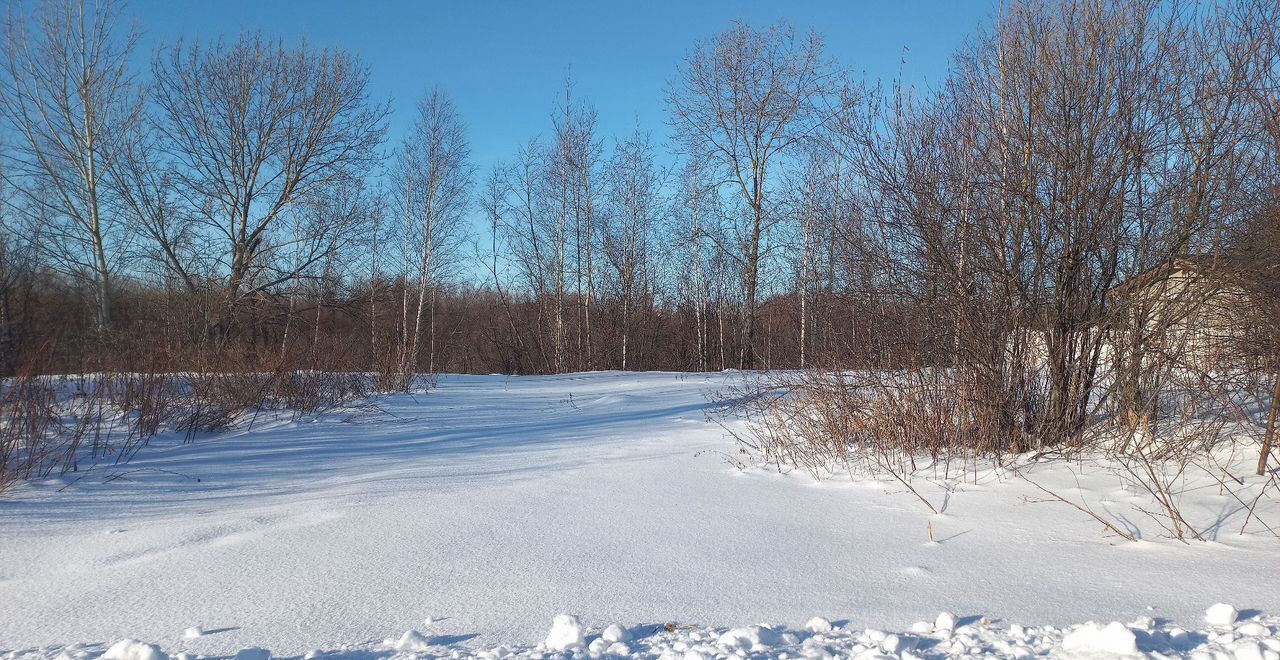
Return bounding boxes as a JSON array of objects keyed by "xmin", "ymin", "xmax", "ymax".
[{"xmin": 1, "ymin": 371, "xmax": 1278, "ymax": 659}]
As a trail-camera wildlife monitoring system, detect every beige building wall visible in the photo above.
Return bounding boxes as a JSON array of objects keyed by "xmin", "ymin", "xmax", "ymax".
[{"xmin": 1122, "ymin": 263, "xmax": 1251, "ymax": 372}]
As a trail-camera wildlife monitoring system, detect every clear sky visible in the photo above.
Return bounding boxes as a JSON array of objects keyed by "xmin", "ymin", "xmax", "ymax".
[{"xmin": 126, "ymin": 1, "xmax": 996, "ymax": 180}]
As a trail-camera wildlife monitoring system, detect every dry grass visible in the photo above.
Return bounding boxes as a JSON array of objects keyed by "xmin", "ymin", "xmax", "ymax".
[
  {"xmin": 0, "ymin": 363, "xmax": 384, "ymax": 494},
  {"xmin": 720, "ymin": 366, "xmax": 1041, "ymax": 481},
  {"xmin": 721, "ymin": 354, "xmax": 1278, "ymax": 542}
]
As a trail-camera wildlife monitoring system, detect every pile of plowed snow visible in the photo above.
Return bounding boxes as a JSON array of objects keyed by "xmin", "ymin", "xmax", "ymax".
[{"xmin": 6, "ymin": 605, "xmax": 1278, "ymax": 659}]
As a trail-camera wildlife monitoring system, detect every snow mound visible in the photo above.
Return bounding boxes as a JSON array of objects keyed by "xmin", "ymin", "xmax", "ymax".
[
  {"xmin": 392, "ymin": 630, "xmax": 431, "ymax": 652},
  {"xmin": 804, "ymin": 616, "xmax": 833, "ymax": 633},
  {"xmin": 935, "ymin": 611, "xmax": 958, "ymax": 632},
  {"xmin": 716, "ymin": 624, "xmax": 779, "ymax": 649},
  {"xmin": 1238, "ymin": 622, "xmax": 1271, "ymax": 637},
  {"xmin": 601, "ymin": 623, "xmax": 631, "ymax": 643},
  {"xmin": 180, "ymin": 628, "xmax": 203, "ymax": 641},
  {"xmin": 101, "ymin": 640, "xmax": 167, "ymax": 660},
  {"xmin": 1229, "ymin": 639, "xmax": 1269, "ymax": 660},
  {"xmin": 1207, "ymin": 603, "xmax": 1240, "ymax": 626},
  {"xmin": 1060, "ymin": 621, "xmax": 1139, "ymax": 657},
  {"xmin": 880, "ymin": 632, "xmax": 909, "ymax": 654},
  {"xmin": 543, "ymin": 614, "xmax": 584, "ymax": 651}
]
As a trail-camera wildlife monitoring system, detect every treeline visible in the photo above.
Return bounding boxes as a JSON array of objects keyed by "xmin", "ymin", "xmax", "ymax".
[
  {"xmin": 0, "ymin": 0, "xmax": 1278, "ymax": 385},
  {"xmin": 0, "ymin": 0, "xmax": 912, "ymax": 377}
]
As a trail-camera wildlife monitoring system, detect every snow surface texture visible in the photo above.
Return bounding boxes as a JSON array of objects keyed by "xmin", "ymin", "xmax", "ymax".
[{"xmin": 1, "ymin": 372, "xmax": 1278, "ymax": 658}]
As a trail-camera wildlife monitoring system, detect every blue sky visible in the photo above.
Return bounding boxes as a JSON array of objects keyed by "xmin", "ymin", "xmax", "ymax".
[{"xmin": 128, "ymin": 1, "xmax": 996, "ymax": 179}]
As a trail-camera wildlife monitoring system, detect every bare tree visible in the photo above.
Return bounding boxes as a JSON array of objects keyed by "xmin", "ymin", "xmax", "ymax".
[
  {"xmin": 0, "ymin": 0, "xmax": 141, "ymax": 331},
  {"xmin": 485, "ymin": 85, "xmax": 603, "ymax": 374},
  {"xmin": 668, "ymin": 20, "xmax": 839, "ymax": 368},
  {"xmin": 826, "ymin": 0, "xmax": 1262, "ymax": 451},
  {"xmin": 287, "ymin": 176, "xmax": 380, "ymax": 362},
  {"xmin": 389, "ymin": 89, "xmax": 472, "ymax": 387},
  {"xmin": 547, "ymin": 80, "xmax": 602, "ymax": 372},
  {"xmin": 671, "ymin": 160, "xmax": 715, "ymax": 371},
  {"xmin": 602, "ymin": 128, "xmax": 662, "ymax": 370},
  {"xmin": 1235, "ymin": 0, "xmax": 1280, "ymax": 475},
  {"xmin": 151, "ymin": 33, "xmax": 388, "ymax": 339},
  {"xmin": 784, "ymin": 139, "xmax": 843, "ymax": 369},
  {"xmin": 0, "ymin": 148, "xmax": 26, "ymax": 375},
  {"xmin": 492, "ymin": 139, "xmax": 557, "ymax": 372},
  {"xmin": 1234, "ymin": 208, "xmax": 1280, "ymax": 475},
  {"xmin": 479, "ymin": 163, "xmax": 532, "ymax": 372},
  {"xmin": 113, "ymin": 114, "xmax": 192, "ymax": 291}
]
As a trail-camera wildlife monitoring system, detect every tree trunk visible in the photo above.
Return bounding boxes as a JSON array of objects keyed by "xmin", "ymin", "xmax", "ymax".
[{"xmin": 1260, "ymin": 372, "xmax": 1280, "ymax": 476}]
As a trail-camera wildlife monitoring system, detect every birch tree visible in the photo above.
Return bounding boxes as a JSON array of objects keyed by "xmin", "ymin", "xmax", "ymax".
[
  {"xmin": 390, "ymin": 89, "xmax": 472, "ymax": 387},
  {"xmin": 672, "ymin": 160, "xmax": 713, "ymax": 371},
  {"xmin": 549, "ymin": 82, "xmax": 602, "ymax": 371},
  {"xmin": 0, "ymin": 0, "xmax": 141, "ymax": 331}
]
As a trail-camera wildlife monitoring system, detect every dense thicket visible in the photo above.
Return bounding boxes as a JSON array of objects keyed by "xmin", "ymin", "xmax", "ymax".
[{"xmin": 722, "ymin": 0, "xmax": 1280, "ymax": 491}]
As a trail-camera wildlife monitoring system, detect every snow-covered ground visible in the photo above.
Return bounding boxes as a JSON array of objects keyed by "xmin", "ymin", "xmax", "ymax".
[{"xmin": 1, "ymin": 371, "xmax": 1277, "ymax": 659}]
